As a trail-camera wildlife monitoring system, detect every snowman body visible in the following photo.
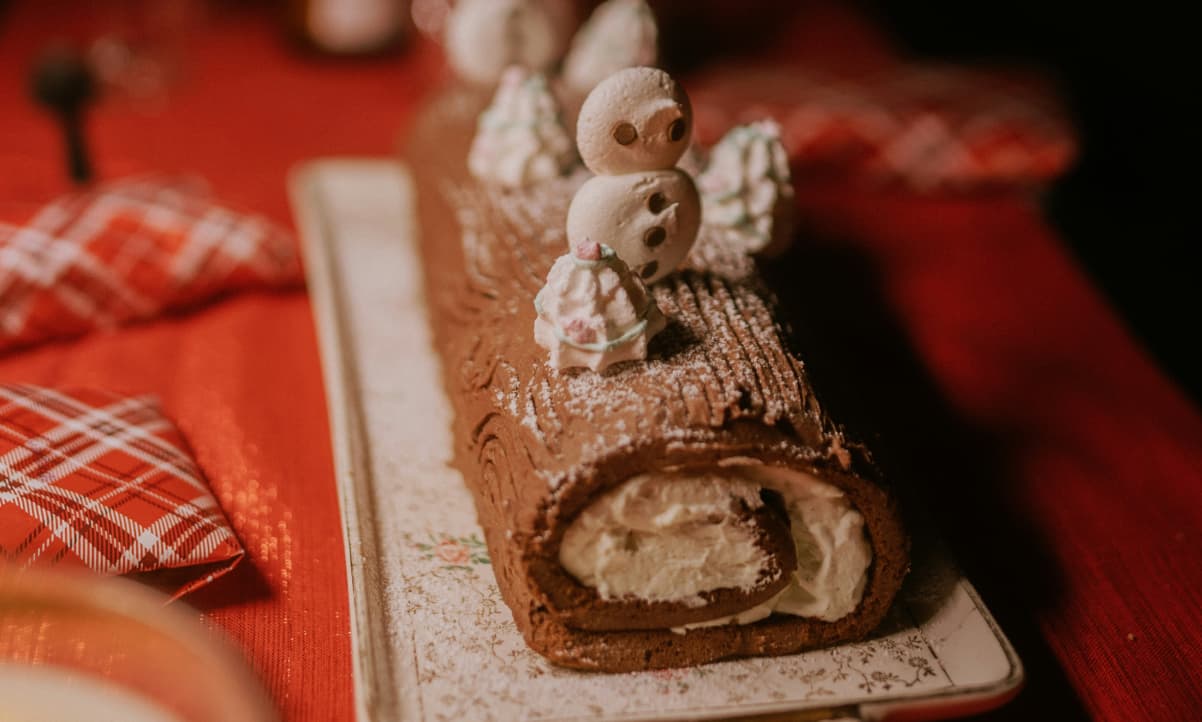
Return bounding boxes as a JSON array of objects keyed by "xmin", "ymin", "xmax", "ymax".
[{"xmin": 567, "ymin": 170, "xmax": 700, "ymax": 284}]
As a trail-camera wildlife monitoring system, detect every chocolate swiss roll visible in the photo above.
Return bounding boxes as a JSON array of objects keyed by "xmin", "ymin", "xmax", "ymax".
[{"xmin": 404, "ymin": 82, "xmax": 909, "ymax": 672}]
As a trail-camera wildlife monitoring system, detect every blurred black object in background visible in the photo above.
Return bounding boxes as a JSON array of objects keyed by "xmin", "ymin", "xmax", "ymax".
[
  {"xmin": 865, "ymin": 1, "xmax": 1200, "ymax": 405},
  {"xmin": 29, "ymin": 45, "xmax": 96, "ymax": 184}
]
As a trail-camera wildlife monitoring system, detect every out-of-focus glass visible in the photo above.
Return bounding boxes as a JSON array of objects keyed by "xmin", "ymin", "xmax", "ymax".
[
  {"xmin": 0, "ymin": 567, "xmax": 276, "ymax": 722},
  {"xmin": 284, "ymin": 0, "xmax": 411, "ymax": 55},
  {"xmin": 86, "ymin": 0, "xmax": 205, "ymax": 104}
]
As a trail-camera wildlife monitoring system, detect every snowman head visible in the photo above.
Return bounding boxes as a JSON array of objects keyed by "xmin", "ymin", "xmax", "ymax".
[{"xmin": 576, "ymin": 66, "xmax": 693, "ymax": 175}]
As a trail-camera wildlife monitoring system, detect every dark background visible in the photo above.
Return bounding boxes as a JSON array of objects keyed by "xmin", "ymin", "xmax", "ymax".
[
  {"xmin": 4, "ymin": 0, "xmax": 1194, "ymax": 404},
  {"xmin": 864, "ymin": 1, "xmax": 1199, "ymax": 405}
]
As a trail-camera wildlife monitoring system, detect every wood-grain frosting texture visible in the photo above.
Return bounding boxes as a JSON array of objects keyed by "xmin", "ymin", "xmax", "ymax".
[{"xmin": 405, "ymin": 86, "xmax": 909, "ymax": 671}]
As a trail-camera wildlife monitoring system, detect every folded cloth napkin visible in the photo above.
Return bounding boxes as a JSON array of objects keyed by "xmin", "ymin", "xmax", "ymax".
[
  {"xmin": 0, "ymin": 176, "xmax": 302, "ymax": 355},
  {"xmin": 690, "ymin": 64, "xmax": 1076, "ymax": 192},
  {"xmin": 0, "ymin": 384, "xmax": 243, "ymax": 599}
]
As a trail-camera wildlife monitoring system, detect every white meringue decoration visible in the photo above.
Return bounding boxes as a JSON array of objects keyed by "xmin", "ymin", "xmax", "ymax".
[
  {"xmin": 468, "ymin": 67, "xmax": 576, "ymax": 188},
  {"xmin": 534, "ymin": 242, "xmax": 666, "ymax": 373},
  {"xmin": 444, "ymin": 0, "xmax": 559, "ymax": 85},
  {"xmin": 698, "ymin": 120, "xmax": 797, "ymax": 256},
  {"xmin": 562, "ymin": 0, "xmax": 658, "ymax": 94}
]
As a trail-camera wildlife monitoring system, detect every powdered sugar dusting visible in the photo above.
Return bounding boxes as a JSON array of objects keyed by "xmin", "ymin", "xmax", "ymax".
[{"xmin": 412, "ymin": 86, "xmax": 862, "ymax": 505}]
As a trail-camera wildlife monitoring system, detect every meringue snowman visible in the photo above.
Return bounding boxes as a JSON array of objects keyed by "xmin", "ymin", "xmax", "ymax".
[
  {"xmin": 444, "ymin": 0, "xmax": 560, "ymax": 85},
  {"xmin": 567, "ymin": 67, "xmax": 701, "ymax": 284}
]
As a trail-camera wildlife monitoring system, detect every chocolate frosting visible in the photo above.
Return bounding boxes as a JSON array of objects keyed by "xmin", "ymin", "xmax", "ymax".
[{"xmin": 404, "ymin": 85, "xmax": 909, "ymax": 671}]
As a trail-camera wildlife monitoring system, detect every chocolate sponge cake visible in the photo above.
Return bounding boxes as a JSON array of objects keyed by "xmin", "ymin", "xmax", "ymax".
[{"xmin": 403, "ymin": 80, "xmax": 909, "ymax": 672}]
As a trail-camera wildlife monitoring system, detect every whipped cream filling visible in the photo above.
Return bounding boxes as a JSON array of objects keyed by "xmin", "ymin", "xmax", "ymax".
[
  {"xmin": 559, "ymin": 473, "xmax": 771, "ymax": 606},
  {"xmin": 558, "ymin": 463, "xmax": 872, "ymax": 629}
]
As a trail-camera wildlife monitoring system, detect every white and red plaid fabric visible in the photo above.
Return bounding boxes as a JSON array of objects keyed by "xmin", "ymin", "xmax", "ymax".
[
  {"xmin": 0, "ymin": 176, "xmax": 302, "ymax": 354},
  {"xmin": 691, "ymin": 63, "xmax": 1077, "ymax": 192},
  {"xmin": 0, "ymin": 384, "xmax": 243, "ymax": 598}
]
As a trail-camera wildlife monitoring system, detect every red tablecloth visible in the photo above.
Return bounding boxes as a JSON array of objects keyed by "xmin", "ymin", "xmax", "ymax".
[{"xmin": 1, "ymin": 3, "xmax": 1199, "ymax": 721}]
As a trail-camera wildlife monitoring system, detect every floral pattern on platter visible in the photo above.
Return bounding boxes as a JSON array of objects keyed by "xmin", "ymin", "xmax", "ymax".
[
  {"xmin": 390, "ymin": 522, "xmax": 950, "ymax": 722},
  {"xmin": 412, "ymin": 533, "xmax": 490, "ymax": 570}
]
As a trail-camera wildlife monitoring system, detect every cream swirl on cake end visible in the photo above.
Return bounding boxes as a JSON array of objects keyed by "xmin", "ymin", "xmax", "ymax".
[
  {"xmin": 559, "ymin": 474, "xmax": 773, "ymax": 607},
  {"xmin": 558, "ymin": 462, "xmax": 873, "ymax": 629}
]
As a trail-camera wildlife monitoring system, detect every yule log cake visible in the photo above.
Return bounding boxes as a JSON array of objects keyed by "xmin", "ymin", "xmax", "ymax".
[{"xmin": 401, "ymin": 1, "xmax": 909, "ymax": 674}]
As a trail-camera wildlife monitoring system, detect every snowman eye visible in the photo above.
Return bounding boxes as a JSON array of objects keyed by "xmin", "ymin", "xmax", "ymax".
[
  {"xmin": 647, "ymin": 193, "xmax": 666, "ymax": 213},
  {"xmin": 644, "ymin": 226, "xmax": 666, "ymax": 248},
  {"xmin": 613, "ymin": 123, "xmax": 638, "ymax": 145},
  {"xmin": 668, "ymin": 118, "xmax": 687, "ymax": 142},
  {"xmin": 640, "ymin": 261, "xmax": 659, "ymax": 280}
]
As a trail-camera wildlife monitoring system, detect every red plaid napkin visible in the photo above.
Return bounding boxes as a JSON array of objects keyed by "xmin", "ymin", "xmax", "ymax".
[
  {"xmin": 0, "ymin": 384, "xmax": 243, "ymax": 599},
  {"xmin": 0, "ymin": 176, "xmax": 302, "ymax": 354},
  {"xmin": 691, "ymin": 64, "xmax": 1077, "ymax": 192}
]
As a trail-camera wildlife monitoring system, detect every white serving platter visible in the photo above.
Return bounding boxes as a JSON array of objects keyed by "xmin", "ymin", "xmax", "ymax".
[{"xmin": 289, "ymin": 159, "xmax": 1023, "ymax": 722}]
